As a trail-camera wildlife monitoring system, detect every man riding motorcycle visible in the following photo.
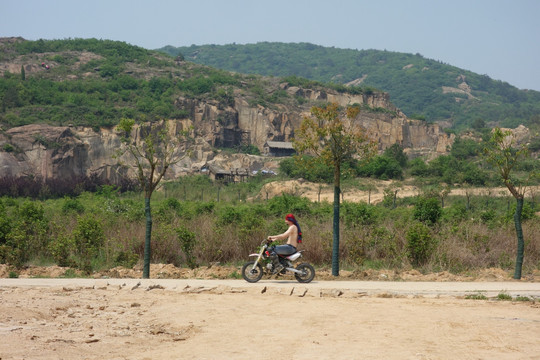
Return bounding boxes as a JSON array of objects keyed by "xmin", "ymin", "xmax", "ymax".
[{"xmin": 266, "ymin": 213, "xmax": 302, "ymax": 274}]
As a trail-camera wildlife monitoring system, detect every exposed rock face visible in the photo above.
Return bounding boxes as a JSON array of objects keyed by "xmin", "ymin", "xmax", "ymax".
[
  {"xmin": 0, "ymin": 88, "xmax": 454, "ymax": 181},
  {"xmin": 1, "ymin": 124, "xmax": 124, "ymax": 182},
  {"xmin": 180, "ymin": 85, "xmax": 451, "ymax": 155}
]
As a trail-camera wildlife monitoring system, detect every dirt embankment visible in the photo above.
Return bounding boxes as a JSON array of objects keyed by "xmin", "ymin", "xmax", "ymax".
[{"xmin": 2, "ymin": 263, "xmax": 540, "ymax": 282}]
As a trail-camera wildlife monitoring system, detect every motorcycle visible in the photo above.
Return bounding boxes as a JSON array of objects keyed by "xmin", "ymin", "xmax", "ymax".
[{"xmin": 241, "ymin": 239, "xmax": 315, "ymax": 283}]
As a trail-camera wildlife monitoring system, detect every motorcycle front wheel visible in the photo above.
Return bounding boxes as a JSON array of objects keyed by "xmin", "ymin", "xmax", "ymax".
[
  {"xmin": 294, "ymin": 263, "xmax": 315, "ymax": 283},
  {"xmin": 241, "ymin": 261, "xmax": 264, "ymax": 283}
]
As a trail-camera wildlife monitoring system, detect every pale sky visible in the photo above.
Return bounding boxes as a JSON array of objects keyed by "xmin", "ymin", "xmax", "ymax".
[{"xmin": 1, "ymin": 0, "xmax": 539, "ymax": 91}]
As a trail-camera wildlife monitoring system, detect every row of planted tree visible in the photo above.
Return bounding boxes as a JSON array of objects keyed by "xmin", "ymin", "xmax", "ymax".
[{"xmin": 0, "ymin": 186, "xmax": 538, "ymax": 277}]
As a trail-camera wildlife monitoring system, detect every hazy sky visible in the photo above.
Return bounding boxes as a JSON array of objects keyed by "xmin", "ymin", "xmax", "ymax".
[{"xmin": 2, "ymin": 0, "xmax": 539, "ymax": 91}]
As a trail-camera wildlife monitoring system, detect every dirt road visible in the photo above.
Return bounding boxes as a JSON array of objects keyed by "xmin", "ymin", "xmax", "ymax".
[
  {"xmin": 259, "ymin": 180, "xmax": 540, "ymax": 204},
  {"xmin": 1, "ymin": 279, "xmax": 539, "ymax": 359},
  {"xmin": 2, "ymin": 278, "xmax": 540, "ymax": 298}
]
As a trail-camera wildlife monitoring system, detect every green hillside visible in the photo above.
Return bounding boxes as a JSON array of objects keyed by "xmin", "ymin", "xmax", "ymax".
[
  {"xmin": 1, "ymin": 38, "xmax": 323, "ymax": 130},
  {"xmin": 159, "ymin": 42, "xmax": 540, "ymax": 130},
  {"xmin": 0, "ymin": 38, "xmax": 253, "ymax": 129}
]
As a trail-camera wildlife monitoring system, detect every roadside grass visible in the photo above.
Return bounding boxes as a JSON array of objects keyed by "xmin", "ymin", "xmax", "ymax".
[
  {"xmin": 465, "ymin": 292, "xmax": 488, "ymax": 300},
  {"xmin": 496, "ymin": 292, "xmax": 513, "ymax": 301}
]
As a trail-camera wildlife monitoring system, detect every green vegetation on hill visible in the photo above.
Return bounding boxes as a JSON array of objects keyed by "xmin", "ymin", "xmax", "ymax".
[
  {"xmin": 1, "ymin": 39, "xmax": 178, "ymax": 127},
  {"xmin": 159, "ymin": 42, "xmax": 540, "ymax": 130},
  {"xmin": 0, "ymin": 38, "xmax": 289, "ymax": 129}
]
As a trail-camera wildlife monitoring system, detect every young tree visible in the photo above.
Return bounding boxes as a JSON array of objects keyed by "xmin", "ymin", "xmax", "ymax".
[
  {"xmin": 116, "ymin": 118, "xmax": 191, "ymax": 278},
  {"xmin": 294, "ymin": 102, "xmax": 375, "ymax": 276},
  {"xmin": 483, "ymin": 127, "xmax": 537, "ymax": 279}
]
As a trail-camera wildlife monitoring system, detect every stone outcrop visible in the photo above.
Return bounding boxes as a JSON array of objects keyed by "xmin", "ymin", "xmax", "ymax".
[
  {"xmin": 180, "ymin": 85, "xmax": 452, "ymax": 155},
  {"xmin": 1, "ymin": 124, "xmax": 122, "ymax": 182},
  {"xmin": 0, "ymin": 87, "xmax": 454, "ymax": 181}
]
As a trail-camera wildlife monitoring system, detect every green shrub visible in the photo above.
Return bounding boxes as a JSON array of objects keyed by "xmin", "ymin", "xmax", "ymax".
[
  {"xmin": 406, "ymin": 221, "xmax": 436, "ymax": 266},
  {"xmin": 341, "ymin": 202, "xmax": 377, "ymax": 226},
  {"xmin": 480, "ymin": 209, "xmax": 496, "ymax": 223},
  {"xmin": 48, "ymin": 233, "xmax": 75, "ymax": 267},
  {"xmin": 96, "ymin": 185, "xmax": 120, "ymax": 198},
  {"xmin": 176, "ymin": 225, "xmax": 197, "ymax": 269},
  {"xmin": 462, "ymin": 163, "xmax": 488, "ymax": 185},
  {"xmin": 442, "ymin": 202, "xmax": 468, "ymax": 223},
  {"xmin": 450, "ymin": 137, "xmax": 482, "ymax": 160},
  {"xmin": 346, "ymin": 236, "xmax": 366, "ymax": 265},
  {"xmin": 266, "ymin": 218, "xmax": 288, "ymax": 238},
  {"xmin": 267, "ymin": 194, "xmax": 311, "ymax": 216},
  {"xmin": 194, "ymin": 201, "xmax": 215, "ymax": 215},
  {"xmin": 505, "ymin": 201, "xmax": 536, "ymax": 222},
  {"xmin": 357, "ymin": 155, "xmax": 403, "ymax": 180},
  {"xmin": 155, "ymin": 198, "xmax": 183, "ymax": 220},
  {"xmin": 104, "ymin": 198, "xmax": 143, "ymax": 221},
  {"xmin": 279, "ymin": 156, "xmax": 334, "ymax": 183},
  {"xmin": 114, "ymin": 250, "xmax": 139, "ymax": 268},
  {"xmin": 366, "ymin": 226, "xmax": 399, "ymax": 261},
  {"xmin": 217, "ymin": 205, "xmax": 244, "ymax": 225},
  {"xmin": 409, "ymin": 158, "xmax": 430, "ymax": 177},
  {"xmin": 164, "ymin": 197, "xmax": 182, "ymax": 211},
  {"xmin": 238, "ymin": 209, "xmax": 266, "ymax": 243},
  {"xmin": 413, "ymin": 197, "xmax": 442, "ymax": 224},
  {"xmin": 383, "ymin": 144, "xmax": 408, "ymax": 167},
  {"xmin": 104, "ymin": 198, "xmax": 132, "ymax": 214},
  {"xmin": 19, "ymin": 200, "xmax": 46, "ymax": 223},
  {"xmin": 72, "ymin": 214, "xmax": 105, "ymax": 273},
  {"xmin": 61, "ymin": 197, "xmax": 85, "ymax": 214},
  {"xmin": 0, "ymin": 208, "xmax": 11, "ymax": 244},
  {"xmin": 1, "ymin": 200, "xmax": 49, "ymax": 266},
  {"xmin": 0, "ymin": 243, "xmax": 24, "ymax": 268}
]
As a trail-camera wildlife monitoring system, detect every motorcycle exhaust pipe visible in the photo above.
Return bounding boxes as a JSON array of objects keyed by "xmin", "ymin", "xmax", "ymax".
[{"xmin": 285, "ymin": 267, "xmax": 303, "ymax": 274}]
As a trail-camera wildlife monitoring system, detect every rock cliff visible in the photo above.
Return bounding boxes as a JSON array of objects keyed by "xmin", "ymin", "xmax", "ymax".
[{"xmin": 0, "ymin": 86, "xmax": 453, "ymax": 182}]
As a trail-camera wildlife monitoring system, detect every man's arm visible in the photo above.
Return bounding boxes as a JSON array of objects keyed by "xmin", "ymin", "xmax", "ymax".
[{"xmin": 268, "ymin": 226, "xmax": 293, "ymax": 242}]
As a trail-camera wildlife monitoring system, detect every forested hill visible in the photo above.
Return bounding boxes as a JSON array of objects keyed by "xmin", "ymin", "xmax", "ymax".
[{"xmin": 158, "ymin": 42, "xmax": 540, "ymax": 131}]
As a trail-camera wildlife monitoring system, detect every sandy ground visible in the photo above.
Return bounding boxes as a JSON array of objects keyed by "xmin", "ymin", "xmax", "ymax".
[{"xmin": 1, "ymin": 278, "xmax": 540, "ymax": 360}]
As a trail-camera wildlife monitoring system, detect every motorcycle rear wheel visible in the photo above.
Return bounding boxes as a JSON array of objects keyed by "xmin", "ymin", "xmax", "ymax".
[
  {"xmin": 294, "ymin": 263, "xmax": 315, "ymax": 283},
  {"xmin": 241, "ymin": 261, "xmax": 264, "ymax": 283}
]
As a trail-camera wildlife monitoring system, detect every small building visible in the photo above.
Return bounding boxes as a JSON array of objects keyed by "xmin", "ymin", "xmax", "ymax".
[
  {"xmin": 207, "ymin": 164, "xmax": 249, "ymax": 183},
  {"xmin": 264, "ymin": 141, "xmax": 296, "ymax": 157}
]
